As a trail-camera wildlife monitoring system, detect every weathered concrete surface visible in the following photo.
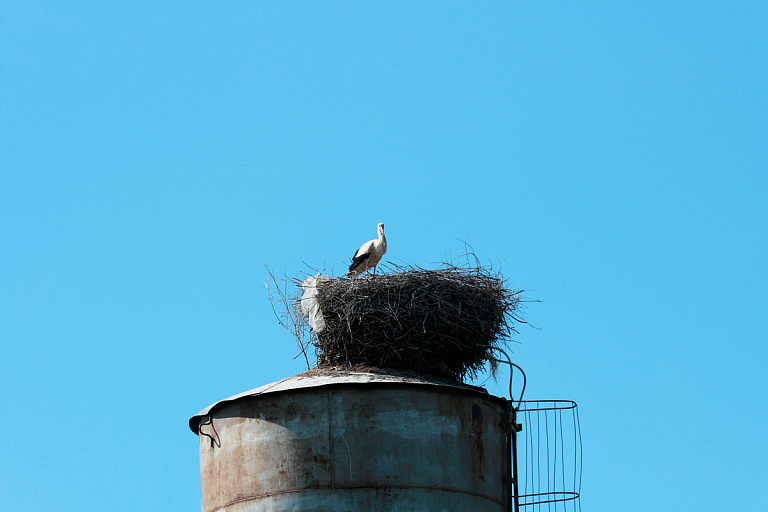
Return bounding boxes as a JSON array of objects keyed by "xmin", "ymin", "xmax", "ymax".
[{"xmin": 197, "ymin": 373, "xmax": 507, "ymax": 512}]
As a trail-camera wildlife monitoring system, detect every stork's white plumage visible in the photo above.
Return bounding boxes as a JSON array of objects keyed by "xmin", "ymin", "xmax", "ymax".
[
  {"xmin": 301, "ymin": 274, "xmax": 331, "ymax": 332},
  {"xmin": 349, "ymin": 223, "xmax": 387, "ymax": 277}
]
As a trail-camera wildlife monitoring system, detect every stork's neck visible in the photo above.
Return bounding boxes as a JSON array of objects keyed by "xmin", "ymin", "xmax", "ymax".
[{"xmin": 378, "ymin": 229, "xmax": 387, "ymax": 250}]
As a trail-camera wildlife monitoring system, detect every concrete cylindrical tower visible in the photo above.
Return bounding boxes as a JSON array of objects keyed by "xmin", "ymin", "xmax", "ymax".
[{"xmin": 190, "ymin": 372, "xmax": 509, "ymax": 512}]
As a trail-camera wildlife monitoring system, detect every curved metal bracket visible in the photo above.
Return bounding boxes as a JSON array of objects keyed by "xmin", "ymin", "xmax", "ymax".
[
  {"xmin": 198, "ymin": 414, "xmax": 221, "ymax": 448},
  {"xmin": 489, "ymin": 347, "xmax": 526, "ymax": 408}
]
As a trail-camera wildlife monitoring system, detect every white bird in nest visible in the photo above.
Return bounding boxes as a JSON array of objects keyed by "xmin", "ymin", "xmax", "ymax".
[
  {"xmin": 348, "ymin": 223, "xmax": 387, "ymax": 277},
  {"xmin": 301, "ymin": 273, "xmax": 331, "ymax": 332}
]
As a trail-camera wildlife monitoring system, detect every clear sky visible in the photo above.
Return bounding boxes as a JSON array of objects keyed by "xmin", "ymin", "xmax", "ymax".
[{"xmin": 1, "ymin": 2, "xmax": 766, "ymax": 511}]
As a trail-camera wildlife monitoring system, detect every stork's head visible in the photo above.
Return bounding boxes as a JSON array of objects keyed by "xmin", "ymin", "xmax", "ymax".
[{"xmin": 378, "ymin": 223, "xmax": 385, "ymax": 234}]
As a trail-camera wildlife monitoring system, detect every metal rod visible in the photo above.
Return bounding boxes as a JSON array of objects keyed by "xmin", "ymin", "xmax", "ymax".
[
  {"xmin": 505, "ymin": 399, "xmax": 513, "ymax": 512},
  {"xmin": 510, "ymin": 402, "xmax": 521, "ymax": 512}
]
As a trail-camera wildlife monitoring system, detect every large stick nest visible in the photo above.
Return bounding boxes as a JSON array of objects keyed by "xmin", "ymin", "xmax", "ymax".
[{"xmin": 285, "ymin": 263, "xmax": 524, "ymax": 382}]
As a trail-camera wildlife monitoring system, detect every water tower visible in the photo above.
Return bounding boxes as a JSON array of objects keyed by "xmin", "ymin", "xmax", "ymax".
[
  {"xmin": 190, "ymin": 371, "xmax": 514, "ymax": 511},
  {"xmin": 190, "ymin": 265, "xmax": 581, "ymax": 511}
]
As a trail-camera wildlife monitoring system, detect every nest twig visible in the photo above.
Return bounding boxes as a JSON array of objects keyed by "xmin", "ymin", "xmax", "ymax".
[{"xmin": 265, "ymin": 264, "xmax": 311, "ymax": 370}]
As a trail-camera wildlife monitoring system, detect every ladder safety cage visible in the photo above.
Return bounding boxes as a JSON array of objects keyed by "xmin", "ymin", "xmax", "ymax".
[
  {"xmin": 512, "ymin": 400, "xmax": 582, "ymax": 511},
  {"xmin": 490, "ymin": 350, "xmax": 582, "ymax": 511}
]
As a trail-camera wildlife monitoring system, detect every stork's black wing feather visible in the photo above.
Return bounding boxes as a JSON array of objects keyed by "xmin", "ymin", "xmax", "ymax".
[{"xmin": 350, "ymin": 251, "xmax": 371, "ymax": 271}]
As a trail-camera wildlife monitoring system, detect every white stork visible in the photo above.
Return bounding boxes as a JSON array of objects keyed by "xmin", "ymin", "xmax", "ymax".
[
  {"xmin": 301, "ymin": 273, "xmax": 331, "ymax": 332},
  {"xmin": 348, "ymin": 223, "xmax": 387, "ymax": 277}
]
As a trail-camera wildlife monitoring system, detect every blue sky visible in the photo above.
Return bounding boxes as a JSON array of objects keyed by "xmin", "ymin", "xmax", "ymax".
[{"xmin": 1, "ymin": 1, "xmax": 766, "ymax": 510}]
